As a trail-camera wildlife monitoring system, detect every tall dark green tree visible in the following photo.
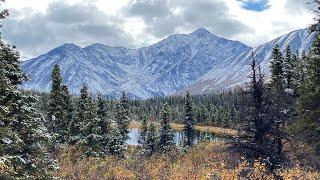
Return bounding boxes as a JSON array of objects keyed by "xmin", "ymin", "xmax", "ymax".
[
  {"xmin": 269, "ymin": 45, "xmax": 287, "ymax": 158},
  {"xmin": 236, "ymin": 55, "xmax": 275, "ymax": 169},
  {"xmin": 115, "ymin": 102, "xmax": 130, "ymax": 142},
  {"xmin": 0, "ymin": 34, "xmax": 55, "ymax": 178},
  {"xmin": 295, "ymin": 26, "xmax": 320, "ymax": 154},
  {"xmin": 138, "ymin": 115, "xmax": 148, "ymax": 147},
  {"xmin": 144, "ymin": 123, "xmax": 158, "ymax": 156},
  {"xmin": 47, "ymin": 65, "xmax": 68, "ymax": 143},
  {"xmin": 68, "ymin": 84, "xmax": 90, "ymax": 145},
  {"xmin": 183, "ymin": 92, "xmax": 195, "ymax": 147},
  {"xmin": 96, "ymin": 94, "xmax": 111, "ymax": 154},
  {"xmin": 158, "ymin": 103, "xmax": 174, "ymax": 153},
  {"xmin": 61, "ymin": 85, "xmax": 73, "ymax": 125},
  {"xmin": 79, "ymin": 94, "xmax": 102, "ymax": 157}
]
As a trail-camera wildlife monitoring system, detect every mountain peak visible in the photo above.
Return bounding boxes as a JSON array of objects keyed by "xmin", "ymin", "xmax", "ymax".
[
  {"xmin": 61, "ymin": 43, "xmax": 81, "ymax": 49},
  {"xmin": 192, "ymin": 27, "xmax": 212, "ymax": 37}
]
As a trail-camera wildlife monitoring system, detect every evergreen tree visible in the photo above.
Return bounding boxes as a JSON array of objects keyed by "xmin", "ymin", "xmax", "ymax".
[
  {"xmin": 144, "ymin": 123, "xmax": 158, "ymax": 156},
  {"xmin": 236, "ymin": 53, "xmax": 276, "ymax": 169},
  {"xmin": 61, "ymin": 85, "xmax": 73, "ymax": 125},
  {"xmin": 269, "ymin": 45, "xmax": 287, "ymax": 159},
  {"xmin": 183, "ymin": 92, "xmax": 195, "ymax": 147},
  {"xmin": 79, "ymin": 95, "xmax": 102, "ymax": 157},
  {"xmin": 283, "ymin": 46, "xmax": 296, "ymax": 92},
  {"xmin": 115, "ymin": 102, "xmax": 130, "ymax": 142},
  {"xmin": 47, "ymin": 65, "xmax": 68, "ymax": 143},
  {"xmin": 68, "ymin": 84, "xmax": 90, "ymax": 145},
  {"xmin": 138, "ymin": 115, "xmax": 148, "ymax": 146},
  {"xmin": 295, "ymin": 32, "xmax": 320, "ymax": 154},
  {"xmin": 96, "ymin": 94, "xmax": 111, "ymax": 153},
  {"xmin": 0, "ymin": 37, "xmax": 55, "ymax": 178},
  {"xmin": 158, "ymin": 103, "xmax": 175, "ymax": 153},
  {"xmin": 108, "ymin": 128, "xmax": 126, "ymax": 157}
]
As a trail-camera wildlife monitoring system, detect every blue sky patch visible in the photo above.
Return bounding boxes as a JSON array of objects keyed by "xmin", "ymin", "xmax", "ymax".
[{"xmin": 238, "ymin": 0, "xmax": 270, "ymax": 12}]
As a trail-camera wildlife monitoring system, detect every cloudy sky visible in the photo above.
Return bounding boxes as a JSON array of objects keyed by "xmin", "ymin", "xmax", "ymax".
[{"xmin": 1, "ymin": 0, "xmax": 315, "ymax": 60}]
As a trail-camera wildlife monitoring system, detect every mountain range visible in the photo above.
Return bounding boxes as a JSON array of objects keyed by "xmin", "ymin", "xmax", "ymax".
[{"xmin": 21, "ymin": 28, "xmax": 316, "ymax": 99}]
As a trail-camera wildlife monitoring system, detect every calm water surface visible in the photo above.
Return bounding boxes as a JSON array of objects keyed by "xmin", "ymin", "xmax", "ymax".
[{"xmin": 126, "ymin": 128, "xmax": 221, "ymax": 146}]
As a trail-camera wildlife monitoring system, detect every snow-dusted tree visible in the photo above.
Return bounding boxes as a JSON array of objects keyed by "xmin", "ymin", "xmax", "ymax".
[
  {"xmin": 235, "ymin": 54, "xmax": 276, "ymax": 170},
  {"xmin": 96, "ymin": 94, "xmax": 111, "ymax": 154},
  {"xmin": 61, "ymin": 85, "xmax": 73, "ymax": 130},
  {"xmin": 68, "ymin": 84, "xmax": 90, "ymax": 145},
  {"xmin": 138, "ymin": 115, "xmax": 148, "ymax": 147},
  {"xmin": 48, "ymin": 65, "xmax": 71, "ymax": 143},
  {"xmin": 158, "ymin": 103, "xmax": 174, "ymax": 153},
  {"xmin": 183, "ymin": 92, "xmax": 195, "ymax": 147},
  {"xmin": 0, "ymin": 37, "xmax": 55, "ymax": 178},
  {"xmin": 107, "ymin": 128, "xmax": 126, "ymax": 157},
  {"xmin": 269, "ymin": 45, "xmax": 287, "ymax": 158},
  {"xmin": 120, "ymin": 91, "xmax": 129, "ymax": 117},
  {"xmin": 144, "ymin": 123, "xmax": 158, "ymax": 156},
  {"xmin": 70, "ymin": 85, "xmax": 102, "ymax": 156},
  {"xmin": 115, "ymin": 102, "xmax": 130, "ymax": 142},
  {"xmin": 295, "ymin": 29, "xmax": 320, "ymax": 154},
  {"xmin": 283, "ymin": 46, "xmax": 299, "ymax": 96}
]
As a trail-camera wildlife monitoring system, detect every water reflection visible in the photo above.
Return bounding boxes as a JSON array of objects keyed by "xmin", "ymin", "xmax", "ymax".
[{"xmin": 126, "ymin": 128, "xmax": 220, "ymax": 146}]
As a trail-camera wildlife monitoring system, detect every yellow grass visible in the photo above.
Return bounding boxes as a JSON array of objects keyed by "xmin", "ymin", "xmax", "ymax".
[
  {"xmin": 129, "ymin": 122, "xmax": 238, "ymax": 137},
  {"xmin": 54, "ymin": 142, "xmax": 320, "ymax": 180}
]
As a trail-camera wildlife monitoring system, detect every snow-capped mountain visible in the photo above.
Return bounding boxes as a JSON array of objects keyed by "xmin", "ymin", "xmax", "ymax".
[
  {"xmin": 21, "ymin": 28, "xmax": 251, "ymax": 98},
  {"xmin": 179, "ymin": 28, "xmax": 316, "ymax": 95}
]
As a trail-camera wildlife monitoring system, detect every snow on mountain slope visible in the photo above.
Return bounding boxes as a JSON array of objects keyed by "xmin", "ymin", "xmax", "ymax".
[
  {"xmin": 180, "ymin": 28, "xmax": 316, "ymax": 95},
  {"xmin": 21, "ymin": 28, "xmax": 250, "ymax": 98}
]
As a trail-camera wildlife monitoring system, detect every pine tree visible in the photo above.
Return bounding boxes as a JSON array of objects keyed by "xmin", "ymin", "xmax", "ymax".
[
  {"xmin": 184, "ymin": 92, "xmax": 195, "ymax": 147},
  {"xmin": 158, "ymin": 103, "xmax": 175, "ymax": 153},
  {"xmin": 144, "ymin": 123, "xmax": 158, "ymax": 156},
  {"xmin": 283, "ymin": 46, "xmax": 296, "ymax": 92},
  {"xmin": 0, "ymin": 39, "xmax": 55, "ymax": 178}
]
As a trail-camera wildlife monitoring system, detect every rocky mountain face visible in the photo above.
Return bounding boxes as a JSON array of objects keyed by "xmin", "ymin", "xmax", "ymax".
[
  {"xmin": 21, "ymin": 28, "xmax": 250, "ymax": 98},
  {"xmin": 179, "ymin": 28, "xmax": 316, "ymax": 95},
  {"xmin": 21, "ymin": 28, "xmax": 316, "ymax": 98}
]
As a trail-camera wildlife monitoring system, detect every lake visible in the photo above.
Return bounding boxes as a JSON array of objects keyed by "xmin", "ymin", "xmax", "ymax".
[{"xmin": 126, "ymin": 128, "xmax": 221, "ymax": 146}]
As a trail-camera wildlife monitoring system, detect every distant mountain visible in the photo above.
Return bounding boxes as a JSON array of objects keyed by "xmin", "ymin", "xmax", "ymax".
[
  {"xmin": 179, "ymin": 28, "xmax": 316, "ymax": 95},
  {"xmin": 21, "ymin": 28, "xmax": 251, "ymax": 98}
]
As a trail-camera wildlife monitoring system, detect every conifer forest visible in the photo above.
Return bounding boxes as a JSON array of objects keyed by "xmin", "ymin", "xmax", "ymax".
[{"xmin": 1, "ymin": 0, "xmax": 320, "ymax": 179}]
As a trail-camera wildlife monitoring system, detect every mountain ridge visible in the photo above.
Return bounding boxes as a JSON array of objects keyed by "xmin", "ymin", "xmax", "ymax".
[{"xmin": 21, "ymin": 28, "xmax": 315, "ymax": 99}]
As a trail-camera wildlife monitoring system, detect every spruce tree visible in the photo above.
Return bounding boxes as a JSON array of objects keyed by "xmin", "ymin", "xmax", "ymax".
[
  {"xmin": 47, "ymin": 65, "xmax": 64, "ymax": 141},
  {"xmin": 235, "ymin": 53, "xmax": 276, "ymax": 170},
  {"xmin": 96, "ymin": 94, "xmax": 111, "ymax": 154},
  {"xmin": 144, "ymin": 123, "xmax": 158, "ymax": 156},
  {"xmin": 115, "ymin": 102, "xmax": 130, "ymax": 142},
  {"xmin": 108, "ymin": 128, "xmax": 126, "ymax": 157},
  {"xmin": 0, "ymin": 38, "xmax": 55, "ymax": 178},
  {"xmin": 158, "ymin": 103, "xmax": 175, "ymax": 153},
  {"xmin": 183, "ymin": 92, "xmax": 195, "ymax": 147},
  {"xmin": 68, "ymin": 84, "xmax": 90, "ymax": 145},
  {"xmin": 138, "ymin": 115, "xmax": 148, "ymax": 147},
  {"xmin": 61, "ymin": 85, "xmax": 73, "ymax": 126},
  {"xmin": 295, "ymin": 32, "xmax": 320, "ymax": 154},
  {"xmin": 269, "ymin": 45, "xmax": 287, "ymax": 159}
]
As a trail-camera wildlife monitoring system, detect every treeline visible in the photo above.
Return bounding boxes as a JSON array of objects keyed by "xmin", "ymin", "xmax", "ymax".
[{"xmin": 44, "ymin": 64, "xmax": 198, "ymax": 157}]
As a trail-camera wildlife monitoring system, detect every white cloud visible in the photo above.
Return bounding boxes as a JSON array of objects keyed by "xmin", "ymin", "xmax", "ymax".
[{"xmin": 0, "ymin": 0, "xmax": 315, "ymax": 59}]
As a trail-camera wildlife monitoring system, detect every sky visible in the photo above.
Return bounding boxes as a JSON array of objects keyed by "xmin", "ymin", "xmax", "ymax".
[{"xmin": 0, "ymin": 0, "xmax": 315, "ymax": 60}]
